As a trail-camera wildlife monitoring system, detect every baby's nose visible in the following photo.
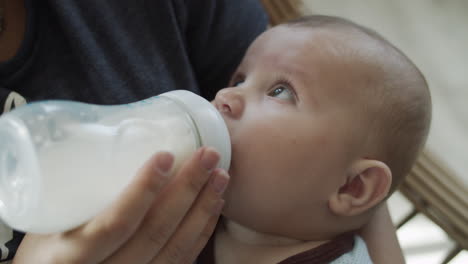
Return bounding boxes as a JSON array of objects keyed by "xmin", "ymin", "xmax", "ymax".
[{"xmin": 213, "ymin": 88, "xmax": 244, "ymax": 120}]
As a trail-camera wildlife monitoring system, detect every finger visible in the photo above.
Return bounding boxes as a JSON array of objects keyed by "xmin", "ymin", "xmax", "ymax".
[
  {"xmin": 103, "ymin": 147, "xmax": 220, "ymax": 264},
  {"xmin": 180, "ymin": 213, "xmax": 221, "ymax": 264},
  {"xmin": 66, "ymin": 152, "xmax": 173, "ymax": 263},
  {"xmin": 151, "ymin": 168, "xmax": 229, "ymax": 264}
]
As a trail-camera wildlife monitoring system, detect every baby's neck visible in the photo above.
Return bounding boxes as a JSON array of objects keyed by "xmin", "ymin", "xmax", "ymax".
[{"xmin": 214, "ymin": 219, "xmax": 329, "ymax": 264}]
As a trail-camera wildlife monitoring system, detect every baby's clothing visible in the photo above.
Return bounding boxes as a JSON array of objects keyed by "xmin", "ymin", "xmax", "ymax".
[
  {"xmin": 197, "ymin": 233, "xmax": 373, "ymax": 264},
  {"xmin": 330, "ymin": 236, "xmax": 373, "ymax": 264}
]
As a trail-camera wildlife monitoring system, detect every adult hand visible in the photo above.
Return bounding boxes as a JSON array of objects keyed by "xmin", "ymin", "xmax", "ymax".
[
  {"xmin": 13, "ymin": 147, "xmax": 229, "ymax": 264},
  {"xmin": 360, "ymin": 202, "xmax": 406, "ymax": 264}
]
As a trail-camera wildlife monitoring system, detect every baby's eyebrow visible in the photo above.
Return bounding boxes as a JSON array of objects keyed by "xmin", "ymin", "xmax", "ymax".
[
  {"xmin": 270, "ymin": 57, "xmax": 309, "ymax": 79},
  {"xmin": 279, "ymin": 63, "xmax": 312, "ymax": 87},
  {"xmin": 286, "ymin": 67, "xmax": 309, "ymax": 81}
]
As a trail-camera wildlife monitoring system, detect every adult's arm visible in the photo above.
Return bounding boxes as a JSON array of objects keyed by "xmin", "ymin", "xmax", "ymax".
[{"xmin": 360, "ymin": 202, "xmax": 406, "ymax": 264}]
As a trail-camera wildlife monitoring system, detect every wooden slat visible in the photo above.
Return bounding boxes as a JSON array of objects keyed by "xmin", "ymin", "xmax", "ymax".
[
  {"xmin": 260, "ymin": 0, "xmax": 304, "ymax": 25},
  {"xmin": 418, "ymin": 151, "xmax": 467, "ymax": 198},
  {"xmin": 412, "ymin": 162, "xmax": 467, "ymax": 216},
  {"xmin": 406, "ymin": 168, "xmax": 467, "ymax": 232},
  {"xmin": 399, "ymin": 149, "xmax": 468, "ymax": 250},
  {"xmin": 400, "ymin": 183, "xmax": 468, "ymax": 248}
]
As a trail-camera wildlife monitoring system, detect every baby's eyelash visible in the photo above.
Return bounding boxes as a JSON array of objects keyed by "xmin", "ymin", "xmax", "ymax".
[
  {"xmin": 275, "ymin": 77, "xmax": 293, "ymax": 88},
  {"xmin": 230, "ymin": 73, "xmax": 245, "ymax": 86},
  {"xmin": 274, "ymin": 77, "xmax": 298, "ymax": 100}
]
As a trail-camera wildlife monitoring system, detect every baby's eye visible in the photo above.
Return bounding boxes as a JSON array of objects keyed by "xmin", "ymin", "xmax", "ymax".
[
  {"xmin": 268, "ymin": 85, "xmax": 295, "ymax": 101},
  {"xmin": 233, "ymin": 80, "xmax": 244, "ymax": 87},
  {"xmin": 230, "ymin": 74, "xmax": 245, "ymax": 87}
]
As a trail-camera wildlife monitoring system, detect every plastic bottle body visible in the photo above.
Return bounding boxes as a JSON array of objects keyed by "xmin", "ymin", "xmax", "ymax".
[{"xmin": 0, "ymin": 91, "xmax": 229, "ymax": 233}]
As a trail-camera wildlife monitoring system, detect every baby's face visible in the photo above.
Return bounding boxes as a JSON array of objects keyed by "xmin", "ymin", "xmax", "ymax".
[{"xmin": 212, "ymin": 26, "xmax": 365, "ymax": 237}]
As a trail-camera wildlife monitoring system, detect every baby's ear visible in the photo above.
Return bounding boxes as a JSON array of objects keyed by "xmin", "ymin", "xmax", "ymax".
[{"xmin": 329, "ymin": 159, "xmax": 392, "ymax": 217}]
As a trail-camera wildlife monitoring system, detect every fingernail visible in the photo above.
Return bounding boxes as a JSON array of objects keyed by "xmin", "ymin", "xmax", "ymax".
[
  {"xmin": 154, "ymin": 152, "xmax": 174, "ymax": 176},
  {"xmin": 200, "ymin": 147, "xmax": 220, "ymax": 171},
  {"xmin": 211, "ymin": 169, "xmax": 229, "ymax": 194}
]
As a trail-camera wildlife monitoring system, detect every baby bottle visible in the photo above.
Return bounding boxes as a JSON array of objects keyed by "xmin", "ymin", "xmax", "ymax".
[{"xmin": 0, "ymin": 90, "xmax": 230, "ymax": 234}]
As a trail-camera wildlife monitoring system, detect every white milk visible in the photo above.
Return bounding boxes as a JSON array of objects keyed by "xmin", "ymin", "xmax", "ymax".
[
  {"xmin": 0, "ymin": 90, "xmax": 231, "ymax": 234},
  {"xmin": 28, "ymin": 118, "xmax": 197, "ymax": 233}
]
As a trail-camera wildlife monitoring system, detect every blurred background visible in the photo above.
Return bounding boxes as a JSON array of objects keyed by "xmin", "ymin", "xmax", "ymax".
[{"xmin": 260, "ymin": 1, "xmax": 467, "ymax": 263}]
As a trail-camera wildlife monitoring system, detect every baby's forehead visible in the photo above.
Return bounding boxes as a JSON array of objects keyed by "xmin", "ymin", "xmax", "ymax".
[
  {"xmin": 251, "ymin": 26, "xmax": 380, "ymax": 87},
  {"xmin": 244, "ymin": 26, "xmax": 344, "ymax": 70},
  {"xmin": 248, "ymin": 25, "xmax": 381, "ymax": 73}
]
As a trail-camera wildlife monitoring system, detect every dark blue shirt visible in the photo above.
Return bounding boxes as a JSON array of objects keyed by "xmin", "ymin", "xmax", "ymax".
[{"xmin": 0, "ymin": 0, "xmax": 267, "ymax": 261}]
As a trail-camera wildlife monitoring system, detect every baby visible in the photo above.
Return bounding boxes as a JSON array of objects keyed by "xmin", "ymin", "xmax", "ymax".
[{"xmin": 200, "ymin": 15, "xmax": 432, "ymax": 263}]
